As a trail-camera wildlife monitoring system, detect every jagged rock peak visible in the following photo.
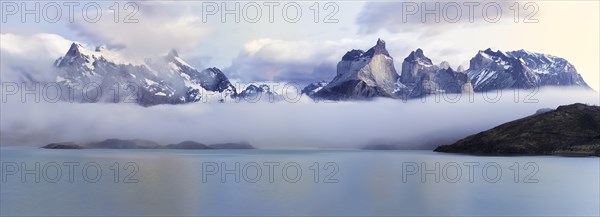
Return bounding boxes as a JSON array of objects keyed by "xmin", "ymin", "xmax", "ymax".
[
  {"xmin": 415, "ymin": 48, "xmax": 424, "ymax": 55},
  {"xmin": 204, "ymin": 67, "xmax": 222, "ymax": 73},
  {"xmin": 404, "ymin": 48, "xmax": 432, "ymax": 65},
  {"xmin": 439, "ymin": 61, "xmax": 451, "ymax": 70},
  {"xmin": 95, "ymin": 45, "xmax": 107, "ymax": 52},
  {"xmin": 167, "ymin": 49, "xmax": 179, "ymax": 58},
  {"xmin": 66, "ymin": 42, "xmax": 84, "ymax": 56},
  {"xmin": 341, "ymin": 38, "xmax": 391, "ymax": 61},
  {"xmin": 374, "ymin": 38, "xmax": 386, "ymax": 49},
  {"xmin": 479, "ymin": 48, "xmax": 509, "ymax": 58},
  {"xmin": 341, "ymin": 49, "xmax": 365, "ymax": 61},
  {"xmin": 364, "ymin": 38, "xmax": 390, "ymax": 57}
]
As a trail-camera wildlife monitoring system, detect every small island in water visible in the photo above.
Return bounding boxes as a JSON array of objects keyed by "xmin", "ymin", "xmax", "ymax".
[
  {"xmin": 42, "ymin": 139, "xmax": 254, "ymax": 150},
  {"xmin": 435, "ymin": 103, "xmax": 600, "ymax": 156}
]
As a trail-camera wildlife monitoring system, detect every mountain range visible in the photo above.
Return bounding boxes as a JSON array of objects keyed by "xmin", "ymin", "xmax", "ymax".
[
  {"xmin": 50, "ymin": 39, "xmax": 590, "ymax": 105},
  {"xmin": 308, "ymin": 39, "xmax": 590, "ymax": 100}
]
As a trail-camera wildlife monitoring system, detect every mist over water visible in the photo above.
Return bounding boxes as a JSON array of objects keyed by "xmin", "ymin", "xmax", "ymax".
[{"xmin": 1, "ymin": 87, "xmax": 598, "ymax": 149}]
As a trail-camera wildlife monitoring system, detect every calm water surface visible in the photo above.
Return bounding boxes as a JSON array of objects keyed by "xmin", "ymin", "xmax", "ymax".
[{"xmin": 1, "ymin": 147, "xmax": 598, "ymax": 216}]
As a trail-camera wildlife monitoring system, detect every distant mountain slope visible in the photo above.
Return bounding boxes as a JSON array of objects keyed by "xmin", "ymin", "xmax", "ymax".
[
  {"xmin": 434, "ymin": 103, "xmax": 600, "ymax": 156},
  {"xmin": 507, "ymin": 49, "xmax": 589, "ymax": 88},
  {"xmin": 466, "ymin": 49, "xmax": 590, "ymax": 92}
]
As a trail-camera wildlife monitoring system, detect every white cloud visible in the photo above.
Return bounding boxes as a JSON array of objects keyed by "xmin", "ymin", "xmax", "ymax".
[
  {"xmin": 68, "ymin": 1, "xmax": 210, "ymax": 57},
  {"xmin": 0, "ymin": 33, "xmax": 72, "ymax": 82},
  {"xmin": 1, "ymin": 87, "xmax": 597, "ymax": 148},
  {"xmin": 226, "ymin": 38, "xmax": 371, "ymax": 84},
  {"xmin": 356, "ymin": 1, "xmax": 519, "ymax": 36}
]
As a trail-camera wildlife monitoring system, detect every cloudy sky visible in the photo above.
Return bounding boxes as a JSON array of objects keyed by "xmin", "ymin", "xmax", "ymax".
[{"xmin": 1, "ymin": 1, "xmax": 599, "ymax": 90}]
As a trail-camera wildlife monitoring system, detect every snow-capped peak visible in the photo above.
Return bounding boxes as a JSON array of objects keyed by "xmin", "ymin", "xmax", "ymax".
[
  {"xmin": 64, "ymin": 42, "xmax": 87, "ymax": 57},
  {"xmin": 163, "ymin": 49, "xmax": 194, "ymax": 70},
  {"xmin": 404, "ymin": 48, "xmax": 433, "ymax": 66},
  {"xmin": 59, "ymin": 42, "xmax": 140, "ymax": 67}
]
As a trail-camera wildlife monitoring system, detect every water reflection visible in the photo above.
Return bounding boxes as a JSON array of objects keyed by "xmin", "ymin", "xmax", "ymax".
[{"xmin": 1, "ymin": 148, "xmax": 598, "ymax": 216}]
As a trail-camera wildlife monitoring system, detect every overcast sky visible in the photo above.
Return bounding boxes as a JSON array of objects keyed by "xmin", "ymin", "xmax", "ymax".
[{"xmin": 1, "ymin": 1, "xmax": 598, "ymax": 90}]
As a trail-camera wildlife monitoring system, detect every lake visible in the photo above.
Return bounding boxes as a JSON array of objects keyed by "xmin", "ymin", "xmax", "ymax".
[{"xmin": 1, "ymin": 147, "xmax": 598, "ymax": 216}]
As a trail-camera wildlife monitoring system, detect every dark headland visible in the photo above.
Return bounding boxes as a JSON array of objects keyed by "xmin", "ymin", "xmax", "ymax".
[{"xmin": 435, "ymin": 103, "xmax": 600, "ymax": 156}]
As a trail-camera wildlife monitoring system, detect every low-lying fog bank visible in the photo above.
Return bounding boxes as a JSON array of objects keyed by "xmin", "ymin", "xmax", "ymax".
[{"xmin": 1, "ymin": 87, "xmax": 598, "ymax": 149}]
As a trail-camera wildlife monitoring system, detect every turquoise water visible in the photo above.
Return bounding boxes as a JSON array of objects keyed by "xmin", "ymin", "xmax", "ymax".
[{"xmin": 1, "ymin": 147, "xmax": 598, "ymax": 216}]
